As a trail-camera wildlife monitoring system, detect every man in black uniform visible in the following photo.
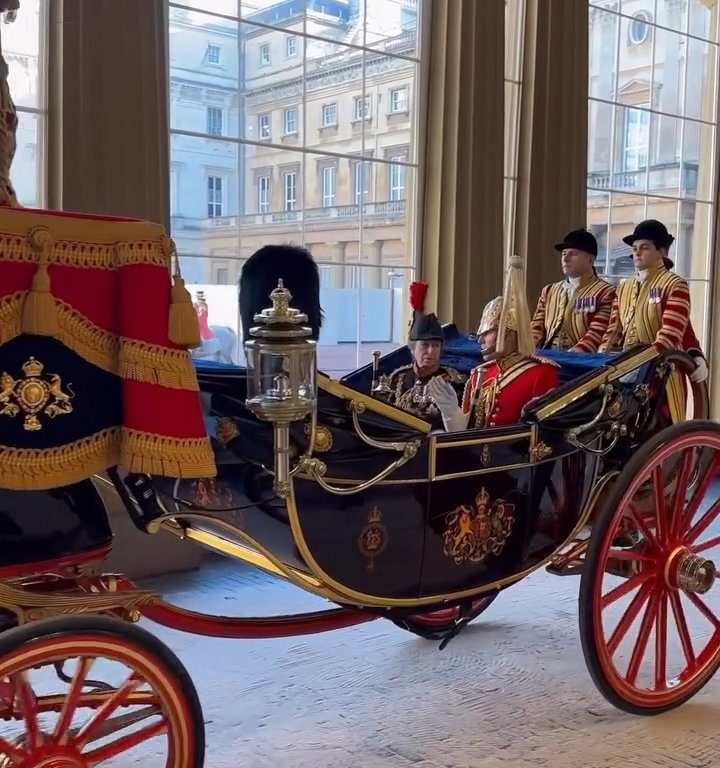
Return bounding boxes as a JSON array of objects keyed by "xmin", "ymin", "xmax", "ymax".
[{"xmin": 383, "ymin": 305, "xmax": 466, "ymax": 430}]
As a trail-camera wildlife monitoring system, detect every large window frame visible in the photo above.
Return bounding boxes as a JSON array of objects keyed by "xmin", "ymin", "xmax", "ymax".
[{"xmin": 168, "ymin": 1, "xmax": 429, "ymax": 374}]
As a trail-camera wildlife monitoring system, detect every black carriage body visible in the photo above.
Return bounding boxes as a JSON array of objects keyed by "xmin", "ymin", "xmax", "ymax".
[{"xmin": 184, "ymin": 361, "xmax": 620, "ymax": 610}]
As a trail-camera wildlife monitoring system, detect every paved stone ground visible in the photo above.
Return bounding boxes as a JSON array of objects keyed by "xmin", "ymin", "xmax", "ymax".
[{"xmin": 140, "ymin": 554, "xmax": 720, "ymax": 768}]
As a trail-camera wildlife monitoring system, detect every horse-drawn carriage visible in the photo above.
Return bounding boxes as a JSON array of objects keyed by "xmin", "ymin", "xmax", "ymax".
[{"xmin": 0, "ymin": 195, "xmax": 719, "ymax": 765}]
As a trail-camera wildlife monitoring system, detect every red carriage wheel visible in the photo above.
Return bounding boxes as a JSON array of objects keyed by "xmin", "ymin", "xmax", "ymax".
[
  {"xmin": 391, "ymin": 592, "xmax": 499, "ymax": 641},
  {"xmin": 0, "ymin": 615, "xmax": 204, "ymax": 767},
  {"xmin": 580, "ymin": 420, "xmax": 720, "ymax": 714}
]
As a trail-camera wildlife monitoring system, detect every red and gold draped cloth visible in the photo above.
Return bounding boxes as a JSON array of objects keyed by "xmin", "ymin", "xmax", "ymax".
[{"xmin": 0, "ymin": 206, "xmax": 216, "ymax": 490}]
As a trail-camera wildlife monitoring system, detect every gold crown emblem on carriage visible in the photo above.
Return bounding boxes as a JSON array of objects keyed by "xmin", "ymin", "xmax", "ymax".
[{"xmin": 21, "ymin": 356, "xmax": 43, "ymax": 377}]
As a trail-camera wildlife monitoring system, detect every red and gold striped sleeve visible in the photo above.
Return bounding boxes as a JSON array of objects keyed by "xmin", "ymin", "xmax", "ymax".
[
  {"xmin": 599, "ymin": 290, "xmax": 623, "ymax": 352},
  {"xmin": 653, "ymin": 278, "xmax": 691, "ymax": 352},
  {"xmin": 572, "ymin": 284, "xmax": 616, "ymax": 353},
  {"xmin": 531, "ymin": 285, "xmax": 550, "ymax": 346}
]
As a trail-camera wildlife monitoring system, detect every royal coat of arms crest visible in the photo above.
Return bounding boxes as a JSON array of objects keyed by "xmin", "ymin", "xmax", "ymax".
[{"xmin": 442, "ymin": 488, "xmax": 515, "ymax": 565}]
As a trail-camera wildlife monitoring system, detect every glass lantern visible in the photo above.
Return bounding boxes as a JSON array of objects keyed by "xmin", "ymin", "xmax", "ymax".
[{"xmin": 244, "ymin": 280, "xmax": 317, "ymax": 496}]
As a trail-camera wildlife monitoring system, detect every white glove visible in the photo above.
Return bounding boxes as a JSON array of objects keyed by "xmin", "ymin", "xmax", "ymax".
[
  {"xmin": 690, "ymin": 355, "xmax": 708, "ymax": 383},
  {"xmin": 427, "ymin": 377, "xmax": 468, "ymax": 432}
]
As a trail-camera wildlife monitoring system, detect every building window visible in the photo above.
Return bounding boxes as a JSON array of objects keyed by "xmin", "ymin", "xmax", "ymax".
[
  {"xmin": 207, "ymin": 106, "xmax": 223, "ymax": 136},
  {"xmin": 322, "ymin": 165, "xmax": 336, "ymax": 207},
  {"xmin": 258, "ymin": 175, "xmax": 270, "ymax": 214},
  {"xmin": 354, "ymin": 95, "xmax": 371, "ymax": 121},
  {"xmin": 628, "ymin": 11, "xmax": 652, "ymax": 45},
  {"xmin": 215, "ymin": 266, "xmax": 229, "ymax": 284},
  {"xmin": 389, "ymin": 159, "xmax": 406, "ymax": 201},
  {"xmin": 354, "ymin": 161, "xmax": 371, "ymax": 204},
  {"xmin": 319, "ymin": 265, "xmax": 332, "ymax": 288},
  {"xmin": 390, "ymin": 87, "xmax": 408, "ymax": 113},
  {"xmin": 284, "ymin": 171, "xmax": 297, "ymax": 211},
  {"xmin": 258, "ymin": 114, "xmax": 271, "ymax": 139},
  {"xmin": 322, "ymin": 103, "xmax": 337, "ymax": 127},
  {"xmin": 285, "ymin": 36, "xmax": 297, "ymax": 57},
  {"xmin": 284, "ymin": 107, "xmax": 298, "ymax": 135},
  {"xmin": 207, "ymin": 176, "xmax": 223, "ymax": 218},
  {"xmin": 623, "ymin": 107, "xmax": 650, "ymax": 172},
  {"xmin": 207, "ymin": 44, "xmax": 221, "ymax": 64},
  {"xmin": 260, "ymin": 42, "xmax": 271, "ymax": 65}
]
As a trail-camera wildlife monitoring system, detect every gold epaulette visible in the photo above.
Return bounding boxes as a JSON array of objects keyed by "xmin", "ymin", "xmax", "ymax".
[
  {"xmin": 387, "ymin": 363, "xmax": 412, "ymax": 382},
  {"xmin": 530, "ymin": 354, "xmax": 561, "ymax": 368},
  {"xmin": 441, "ymin": 366, "xmax": 467, "ymax": 383}
]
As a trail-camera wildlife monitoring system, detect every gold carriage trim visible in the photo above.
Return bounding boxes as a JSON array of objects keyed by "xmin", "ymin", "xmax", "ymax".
[
  {"xmin": 0, "ymin": 291, "xmax": 199, "ymax": 391},
  {"xmin": 0, "ymin": 428, "xmax": 216, "ymax": 491},
  {"xmin": 121, "ymin": 429, "xmax": 216, "ymax": 478}
]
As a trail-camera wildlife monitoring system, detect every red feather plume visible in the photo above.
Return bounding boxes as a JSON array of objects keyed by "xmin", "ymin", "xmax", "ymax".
[{"xmin": 409, "ymin": 280, "xmax": 428, "ymax": 312}]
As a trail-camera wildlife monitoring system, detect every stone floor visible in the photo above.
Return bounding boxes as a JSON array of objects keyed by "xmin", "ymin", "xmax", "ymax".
[{"xmin": 140, "ymin": 554, "xmax": 720, "ymax": 768}]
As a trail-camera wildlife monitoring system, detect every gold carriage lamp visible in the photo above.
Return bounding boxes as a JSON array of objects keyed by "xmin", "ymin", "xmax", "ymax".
[{"xmin": 244, "ymin": 279, "xmax": 318, "ymax": 498}]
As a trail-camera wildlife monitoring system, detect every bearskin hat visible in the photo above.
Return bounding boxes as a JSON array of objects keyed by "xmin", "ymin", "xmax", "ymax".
[{"xmin": 239, "ymin": 244, "xmax": 323, "ymax": 342}]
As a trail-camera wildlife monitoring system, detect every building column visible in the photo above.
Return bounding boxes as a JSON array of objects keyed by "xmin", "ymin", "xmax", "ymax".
[
  {"xmin": 365, "ymin": 240, "xmax": 383, "ymax": 288},
  {"xmin": 514, "ymin": 0, "xmax": 589, "ymax": 303},
  {"xmin": 327, "ymin": 241, "xmax": 346, "ymax": 288},
  {"xmin": 48, "ymin": 0, "xmax": 170, "ymax": 226},
  {"xmin": 420, "ymin": 0, "xmax": 504, "ymax": 332}
]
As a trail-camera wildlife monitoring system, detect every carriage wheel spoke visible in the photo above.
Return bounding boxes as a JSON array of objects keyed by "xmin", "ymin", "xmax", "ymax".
[
  {"xmin": 607, "ymin": 581, "xmax": 653, "ymax": 656},
  {"xmin": 601, "ymin": 569, "xmax": 656, "ymax": 610},
  {"xmin": 628, "ymin": 504, "xmax": 660, "ymax": 551},
  {"xmin": 15, "ymin": 671, "xmax": 41, "ymax": 751},
  {"xmin": 72, "ymin": 673, "xmax": 142, "ymax": 750},
  {"xmin": 686, "ymin": 498, "xmax": 720, "ymax": 546},
  {"xmin": 626, "ymin": 591, "xmax": 659, "ymax": 686},
  {"xmin": 607, "ymin": 548, "xmax": 654, "ymax": 562},
  {"xmin": 681, "ymin": 452, "xmax": 720, "ymax": 535},
  {"xmin": 671, "ymin": 449, "xmax": 695, "ymax": 540},
  {"xmin": 655, "ymin": 591, "xmax": 668, "ymax": 690},
  {"xmin": 0, "ymin": 736, "xmax": 25, "ymax": 762},
  {"xmin": 53, "ymin": 656, "xmax": 94, "ymax": 743},
  {"xmin": 684, "ymin": 591, "xmax": 720, "ymax": 631},
  {"xmin": 669, "ymin": 591, "xmax": 696, "ymax": 668},
  {"xmin": 692, "ymin": 534, "xmax": 720, "ymax": 554},
  {"xmin": 83, "ymin": 718, "xmax": 167, "ymax": 764},
  {"xmin": 653, "ymin": 466, "xmax": 667, "ymax": 544}
]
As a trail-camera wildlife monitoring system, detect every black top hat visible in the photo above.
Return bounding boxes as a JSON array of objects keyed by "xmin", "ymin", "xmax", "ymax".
[
  {"xmin": 622, "ymin": 219, "xmax": 675, "ymax": 250},
  {"xmin": 409, "ymin": 312, "xmax": 443, "ymax": 342},
  {"xmin": 554, "ymin": 228, "xmax": 598, "ymax": 257}
]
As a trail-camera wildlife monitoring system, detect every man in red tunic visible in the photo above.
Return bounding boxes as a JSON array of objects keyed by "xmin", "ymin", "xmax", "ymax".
[{"xmin": 428, "ymin": 259, "xmax": 559, "ymax": 431}]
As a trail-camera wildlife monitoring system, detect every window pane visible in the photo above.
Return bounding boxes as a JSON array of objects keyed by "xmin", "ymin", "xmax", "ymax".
[
  {"xmin": 170, "ymin": 1, "xmax": 424, "ymax": 369},
  {"xmin": 6, "ymin": 0, "xmax": 43, "ymax": 109},
  {"xmin": 587, "ymin": 191, "xmax": 611, "ymax": 270},
  {"xmin": 589, "ymin": 7, "xmax": 620, "ymax": 102},
  {"xmin": 363, "ymin": 0, "xmax": 420, "ymax": 58},
  {"xmin": 186, "ymin": 272, "xmax": 243, "ymax": 367},
  {"xmin": 179, "ymin": 0, "xmax": 237, "ymax": 15},
  {"xmin": 11, "ymin": 111, "xmax": 41, "ymax": 207}
]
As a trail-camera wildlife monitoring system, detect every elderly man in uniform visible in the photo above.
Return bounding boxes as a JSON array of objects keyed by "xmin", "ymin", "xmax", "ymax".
[
  {"xmin": 599, "ymin": 219, "xmax": 708, "ymax": 422},
  {"xmin": 428, "ymin": 258, "xmax": 559, "ymax": 431},
  {"xmin": 382, "ymin": 281, "xmax": 466, "ymax": 430},
  {"xmin": 532, "ymin": 228, "xmax": 615, "ymax": 353}
]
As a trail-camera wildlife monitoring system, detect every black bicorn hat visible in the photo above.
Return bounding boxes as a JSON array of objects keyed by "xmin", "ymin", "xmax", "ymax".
[
  {"xmin": 409, "ymin": 312, "xmax": 444, "ymax": 342},
  {"xmin": 553, "ymin": 228, "xmax": 598, "ymax": 257}
]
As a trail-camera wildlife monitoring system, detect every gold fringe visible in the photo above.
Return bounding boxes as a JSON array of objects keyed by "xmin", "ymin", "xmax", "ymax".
[
  {"xmin": 121, "ymin": 429, "xmax": 216, "ymax": 478},
  {"xmin": 0, "ymin": 428, "xmax": 122, "ymax": 491},
  {"xmin": 0, "ymin": 426, "xmax": 217, "ymax": 490},
  {"xmin": 21, "ymin": 262, "xmax": 59, "ymax": 336},
  {"xmin": 119, "ymin": 339, "xmax": 199, "ymax": 391},
  {"xmin": 1, "ymin": 292, "xmax": 200, "ymax": 391},
  {"xmin": 0, "ymin": 232, "xmax": 169, "ymax": 271}
]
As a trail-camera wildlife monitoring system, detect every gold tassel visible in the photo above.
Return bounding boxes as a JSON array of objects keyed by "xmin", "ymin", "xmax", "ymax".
[
  {"xmin": 21, "ymin": 227, "xmax": 59, "ymax": 336},
  {"xmin": 165, "ymin": 237, "xmax": 201, "ymax": 349},
  {"xmin": 497, "ymin": 255, "xmax": 534, "ymax": 357}
]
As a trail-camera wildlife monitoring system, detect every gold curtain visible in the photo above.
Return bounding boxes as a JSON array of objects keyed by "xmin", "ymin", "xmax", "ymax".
[
  {"xmin": 421, "ymin": 0, "xmax": 504, "ymax": 333},
  {"xmin": 48, "ymin": 0, "xmax": 170, "ymax": 227},
  {"xmin": 514, "ymin": 0, "xmax": 589, "ymax": 303}
]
